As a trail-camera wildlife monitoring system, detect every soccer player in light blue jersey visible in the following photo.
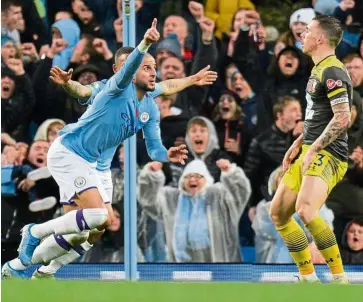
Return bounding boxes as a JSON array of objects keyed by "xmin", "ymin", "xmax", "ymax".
[
  {"xmin": 2, "ymin": 19, "xmax": 217, "ymax": 279},
  {"xmin": 29, "ymin": 49, "xmax": 216, "ymax": 279}
]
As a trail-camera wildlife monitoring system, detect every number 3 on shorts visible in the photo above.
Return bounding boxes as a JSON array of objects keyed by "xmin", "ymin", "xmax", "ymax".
[{"xmin": 314, "ymin": 154, "xmax": 325, "ymax": 166}]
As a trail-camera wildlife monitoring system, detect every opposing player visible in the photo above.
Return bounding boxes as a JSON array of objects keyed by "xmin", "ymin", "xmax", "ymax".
[
  {"xmin": 269, "ymin": 15, "xmax": 352, "ymax": 283},
  {"xmin": 1, "ymin": 19, "xmax": 187, "ymax": 277},
  {"xmin": 30, "ymin": 51, "xmax": 217, "ymax": 279}
]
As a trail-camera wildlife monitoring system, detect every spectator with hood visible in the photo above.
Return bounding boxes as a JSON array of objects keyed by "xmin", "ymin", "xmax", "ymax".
[
  {"xmin": 169, "ymin": 116, "xmax": 232, "ymax": 187},
  {"xmin": 33, "ymin": 118, "xmax": 66, "ymax": 144},
  {"xmin": 138, "ymin": 159, "xmax": 251, "ymax": 262},
  {"xmin": 31, "ymin": 22, "xmax": 81, "ymax": 126},
  {"xmin": 51, "ymin": 18, "xmax": 80, "ymax": 70},
  {"xmin": 339, "ymin": 220, "xmax": 363, "ymax": 264},
  {"xmin": 260, "ymin": 46, "xmax": 309, "ymax": 130}
]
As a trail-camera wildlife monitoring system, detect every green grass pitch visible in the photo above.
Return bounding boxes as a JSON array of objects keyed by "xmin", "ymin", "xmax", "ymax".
[{"xmin": 2, "ymin": 280, "xmax": 362, "ymax": 302}]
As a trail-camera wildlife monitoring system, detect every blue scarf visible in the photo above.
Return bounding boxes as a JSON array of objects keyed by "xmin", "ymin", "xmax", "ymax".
[{"xmin": 173, "ymin": 193, "xmax": 210, "ymax": 262}]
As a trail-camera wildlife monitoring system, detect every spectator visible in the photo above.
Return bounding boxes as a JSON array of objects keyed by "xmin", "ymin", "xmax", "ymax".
[
  {"xmin": 212, "ymin": 92, "xmax": 247, "ymax": 166},
  {"xmin": 33, "ymin": 119, "xmax": 66, "ymax": 144},
  {"xmin": 344, "ymin": 54, "xmax": 363, "ymax": 97},
  {"xmin": 230, "ymin": 70, "xmax": 258, "ymax": 132},
  {"xmin": 1, "ymin": 37, "xmax": 21, "ymax": 67},
  {"xmin": 327, "ymin": 145, "xmax": 363, "ymax": 240},
  {"xmin": 348, "ymin": 90, "xmax": 363, "ymax": 152},
  {"xmin": 169, "ymin": 116, "xmax": 232, "ymax": 187},
  {"xmin": 244, "ymin": 96, "xmax": 302, "ymax": 206},
  {"xmin": 158, "ymin": 17, "xmax": 218, "ymax": 117},
  {"xmin": 138, "ymin": 159, "xmax": 251, "ymax": 262},
  {"xmin": 260, "ymin": 46, "xmax": 309, "ymax": 129},
  {"xmin": 340, "ymin": 220, "xmax": 363, "ymax": 264},
  {"xmin": 1, "ymin": 59, "xmax": 35, "ymax": 142},
  {"xmin": 204, "ymin": 0, "xmax": 255, "ymax": 40},
  {"xmin": 51, "ymin": 18, "xmax": 81, "ymax": 70},
  {"xmin": 1, "ymin": 0, "xmax": 23, "ymax": 44}
]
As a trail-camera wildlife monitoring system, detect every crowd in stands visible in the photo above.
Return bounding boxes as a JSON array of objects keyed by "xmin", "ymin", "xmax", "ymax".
[{"xmin": 1, "ymin": 0, "xmax": 363, "ymax": 264}]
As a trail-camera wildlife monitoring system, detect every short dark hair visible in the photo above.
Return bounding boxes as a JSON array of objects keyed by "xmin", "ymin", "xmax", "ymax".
[
  {"xmin": 273, "ymin": 95, "xmax": 300, "ymax": 121},
  {"xmin": 313, "ymin": 15, "xmax": 343, "ymax": 47},
  {"xmin": 1, "ymin": 0, "xmax": 21, "ymax": 12},
  {"xmin": 114, "ymin": 46, "xmax": 134, "ymax": 64}
]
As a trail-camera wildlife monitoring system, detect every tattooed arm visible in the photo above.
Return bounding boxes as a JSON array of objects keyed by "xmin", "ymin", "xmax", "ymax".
[
  {"xmin": 310, "ymin": 102, "xmax": 351, "ymax": 152},
  {"xmin": 63, "ymin": 80, "xmax": 92, "ymax": 100},
  {"xmin": 157, "ymin": 65, "xmax": 217, "ymax": 96}
]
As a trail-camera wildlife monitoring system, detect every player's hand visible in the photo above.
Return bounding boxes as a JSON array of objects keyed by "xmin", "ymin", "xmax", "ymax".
[
  {"xmin": 302, "ymin": 149, "xmax": 317, "ymax": 174},
  {"xmin": 50, "ymin": 66, "xmax": 73, "ymax": 86},
  {"xmin": 18, "ymin": 178, "xmax": 36, "ymax": 192},
  {"xmin": 148, "ymin": 161, "xmax": 163, "ymax": 171},
  {"xmin": 282, "ymin": 142, "xmax": 301, "ymax": 172},
  {"xmin": 216, "ymin": 159, "xmax": 231, "ymax": 172},
  {"xmin": 143, "ymin": 18, "xmax": 160, "ymax": 46},
  {"xmin": 193, "ymin": 65, "xmax": 218, "ymax": 86},
  {"xmin": 167, "ymin": 144, "xmax": 188, "ymax": 165}
]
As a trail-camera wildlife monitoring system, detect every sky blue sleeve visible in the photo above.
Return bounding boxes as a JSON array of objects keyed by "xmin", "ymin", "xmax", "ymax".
[
  {"xmin": 105, "ymin": 47, "xmax": 145, "ymax": 95},
  {"xmin": 143, "ymin": 103, "xmax": 168, "ymax": 162},
  {"xmin": 148, "ymin": 83, "xmax": 164, "ymax": 98},
  {"xmin": 78, "ymin": 80, "xmax": 107, "ymax": 105}
]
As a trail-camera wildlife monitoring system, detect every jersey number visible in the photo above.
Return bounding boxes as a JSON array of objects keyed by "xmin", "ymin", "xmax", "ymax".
[
  {"xmin": 305, "ymin": 94, "xmax": 314, "ymax": 120},
  {"xmin": 313, "ymin": 154, "xmax": 325, "ymax": 166}
]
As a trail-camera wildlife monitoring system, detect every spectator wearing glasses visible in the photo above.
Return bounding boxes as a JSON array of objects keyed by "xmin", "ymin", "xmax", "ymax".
[{"xmin": 138, "ymin": 159, "xmax": 251, "ymax": 262}]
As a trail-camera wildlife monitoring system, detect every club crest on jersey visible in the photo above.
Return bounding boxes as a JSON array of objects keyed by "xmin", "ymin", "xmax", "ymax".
[
  {"xmin": 326, "ymin": 79, "xmax": 342, "ymax": 90},
  {"xmin": 140, "ymin": 112, "xmax": 150, "ymax": 123},
  {"xmin": 74, "ymin": 177, "xmax": 86, "ymax": 188},
  {"xmin": 307, "ymin": 79, "xmax": 318, "ymax": 93}
]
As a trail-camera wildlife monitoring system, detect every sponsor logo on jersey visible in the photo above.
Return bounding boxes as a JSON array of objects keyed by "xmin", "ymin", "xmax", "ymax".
[
  {"xmin": 326, "ymin": 79, "xmax": 342, "ymax": 90},
  {"xmin": 74, "ymin": 176, "xmax": 86, "ymax": 188},
  {"xmin": 140, "ymin": 112, "xmax": 150, "ymax": 123},
  {"xmin": 307, "ymin": 78, "xmax": 318, "ymax": 93}
]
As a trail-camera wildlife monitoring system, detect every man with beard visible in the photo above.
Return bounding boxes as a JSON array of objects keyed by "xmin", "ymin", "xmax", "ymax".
[{"xmin": 344, "ymin": 54, "xmax": 363, "ymax": 98}]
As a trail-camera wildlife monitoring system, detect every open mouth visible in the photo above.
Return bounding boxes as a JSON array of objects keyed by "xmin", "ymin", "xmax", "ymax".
[
  {"xmin": 221, "ymin": 107, "xmax": 230, "ymax": 113},
  {"xmin": 36, "ymin": 158, "xmax": 44, "ymax": 164},
  {"xmin": 194, "ymin": 139, "xmax": 203, "ymax": 146},
  {"xmin": 189, "ymin": 184, "xmax": 197, "ymax": 188},
  {"xmin": 285, "ymin": 62, "xmax": 293, "ymax": 68},
  {"xmin": 353, "ymin": 237, "xmax": 359, "ymax": 242},
  {"xmin": 2, "ymin": 86, "xmax": 10, "ymax": 92}
]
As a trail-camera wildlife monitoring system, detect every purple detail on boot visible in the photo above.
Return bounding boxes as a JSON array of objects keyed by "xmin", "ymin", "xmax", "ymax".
[
  {"xmin": 54, "ymin": 234, "xmax": 72, "ymax": 251},
  {"xmin": 72, "ymin": 245, "xmax": 86, "ymax": 256},
  {"xmin": 76, "ymin": 210, "xmax": 90, "ymax": 231}
]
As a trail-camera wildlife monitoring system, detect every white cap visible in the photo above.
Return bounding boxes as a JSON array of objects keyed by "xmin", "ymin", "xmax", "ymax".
[
  {"xmin": 178, "ymin": 159, "xmax": 214, "ymax": 190},
  {"xmin": 290, "ymin": 8, "xmax": 316, "ymax": 27}
]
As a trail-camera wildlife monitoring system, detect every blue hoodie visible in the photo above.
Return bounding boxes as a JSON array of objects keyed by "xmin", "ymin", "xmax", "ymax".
[{"xmin": 51, "ymin": 19, "xmax": 80, "ymax": 70}]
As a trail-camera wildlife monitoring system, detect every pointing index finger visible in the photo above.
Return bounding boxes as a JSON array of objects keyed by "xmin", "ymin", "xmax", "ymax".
[{"xmin": 151, "ymin": 18, "xmax": 157, "ymax": 29}]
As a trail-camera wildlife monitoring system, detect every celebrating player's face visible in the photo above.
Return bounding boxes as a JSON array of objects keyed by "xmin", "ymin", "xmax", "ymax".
[
  {"xmin": 135, "ymin": 55, "xmax": 157, "ymax": 91},
  {"xmin": 301, "ymin": 20, "xmax": 320, "ymax": 55}
]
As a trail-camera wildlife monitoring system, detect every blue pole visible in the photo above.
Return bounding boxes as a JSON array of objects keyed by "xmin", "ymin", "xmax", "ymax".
[{"xmin": 122, "ymin": 0, "xmax": 137, "ymax": 281}]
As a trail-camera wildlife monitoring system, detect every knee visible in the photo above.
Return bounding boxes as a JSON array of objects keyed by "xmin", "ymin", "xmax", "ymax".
[
  {"xmin": 269, "ymin": 204, "xmax": 290, "ymax": 227},
  {"xmin": 83, "ymin": 208, "xmax": 108, "ymax": 228},
  {"xmin": 296, "ymin": 202, "xmax": 318, "ymax": 224},
  {"xmin": 67, "ymin": 231, "xmax": 90, "ymax": 246}
]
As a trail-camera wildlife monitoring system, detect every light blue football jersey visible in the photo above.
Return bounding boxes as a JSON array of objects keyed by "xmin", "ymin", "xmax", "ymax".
[{"xmin": 59, "ymin": 47, "xmax": 168, "ymax": 168}]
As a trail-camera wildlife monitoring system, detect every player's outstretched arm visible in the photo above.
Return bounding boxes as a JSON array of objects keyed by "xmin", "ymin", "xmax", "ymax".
[
  {"xmin": 158, "ymin": 65, "xmax": 218, "ymax": 96},
  {"xmin": 49, "ymin": 66, "xmax": 92, "ymax": 100},
  {"xmin": 111, "ymin": 18, "xmax": 160, "ymax": 91}
]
